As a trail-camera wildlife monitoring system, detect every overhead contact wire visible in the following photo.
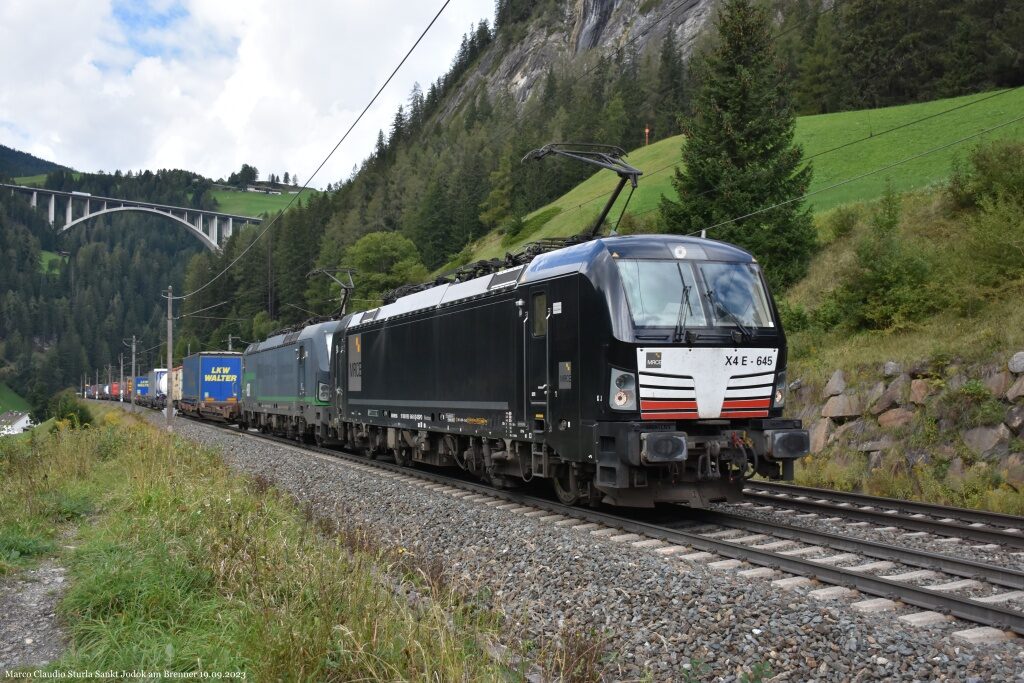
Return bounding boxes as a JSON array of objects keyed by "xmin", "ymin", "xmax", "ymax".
[{"xmin": 174, "ymin": 0, "xmax": 454, "ymax": 301}]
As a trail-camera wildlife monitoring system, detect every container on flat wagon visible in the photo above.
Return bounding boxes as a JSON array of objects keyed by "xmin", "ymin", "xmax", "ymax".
[
  {"xmin": 111, "ymin": 382, "xmax": 121, "ymax": 400},
  {"xmin": 148, "ymin": 368, "xmax": 168, "ymax": 398},
  {"xmin": 170, "ymin": 366, "xmax": 183, "ymax": 404},
  {"xmin": 135, "ymin": 376, "xmax": 149, "ymax": 397},
  {"xmin": 182, "ymin": 352, "xmax": 242, "ymax": 403}
]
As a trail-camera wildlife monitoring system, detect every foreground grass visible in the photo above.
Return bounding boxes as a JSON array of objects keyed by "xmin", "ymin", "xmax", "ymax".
[{"xmin": 0, "ymin": 411, "xmax": 510, "ymax": 680}]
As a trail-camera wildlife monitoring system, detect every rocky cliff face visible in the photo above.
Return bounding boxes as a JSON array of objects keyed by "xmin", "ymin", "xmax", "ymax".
[{"xmin": 442, "ymin": 0, "xmax": 716, "ymax": 118}]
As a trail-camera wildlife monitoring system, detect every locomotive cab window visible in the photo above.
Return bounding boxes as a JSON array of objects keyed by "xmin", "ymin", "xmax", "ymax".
[
  {"xmin": 617, "ymin": 259, "xmax": 775, "ymax": 330},
  {"xmin": 531, "ymin": 293, "xmax": 548, "ymax": 337}
]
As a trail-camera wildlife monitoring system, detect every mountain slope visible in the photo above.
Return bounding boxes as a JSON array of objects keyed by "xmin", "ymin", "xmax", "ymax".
[
  {"xmin": 0, "ymin": 144, "xmax": 68, "ymax": 178},
  {"xmin": 449, "ymin": 87, "xmax": 1024, "ymax": 266}
]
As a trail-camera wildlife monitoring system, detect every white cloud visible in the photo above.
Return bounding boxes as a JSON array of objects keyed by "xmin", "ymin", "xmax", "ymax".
[{"xmin": 0, "ymin": 0, "xmax": 493, "ymax": 187}]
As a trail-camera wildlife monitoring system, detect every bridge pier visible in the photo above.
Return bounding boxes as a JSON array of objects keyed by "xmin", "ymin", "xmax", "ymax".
[
  {"xmin": 226, "ymin": 217, "xmax": 233, "ymax": 239},
  {"xmin": 65, "ymin": 197, "xmax": 72, "ymax": 225},
  {"xmin": 48, "ymin": 195, "xmax": 54, "ymax": 225},
  {"xmin": 211, "ymin": 215, "xmax": 219, "ymax": 245},
  {"xmin": 31, "ymin": 191, "xmax": 36, "ymax": 208}
]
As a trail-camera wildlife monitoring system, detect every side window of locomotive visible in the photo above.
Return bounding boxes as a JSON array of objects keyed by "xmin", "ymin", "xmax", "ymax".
[{"xmin": 531, "ymin": 293, "xmax": 548, "ymax": 337}]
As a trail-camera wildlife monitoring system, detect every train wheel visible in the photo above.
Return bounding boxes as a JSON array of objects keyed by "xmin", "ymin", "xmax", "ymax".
[
  {"xmin": 553, "ymin": 466, "xmax": 580, "ymax": 506},
  {"xmin": 395, "ymin": 446, "xmax": 412, "ymax": 467}
]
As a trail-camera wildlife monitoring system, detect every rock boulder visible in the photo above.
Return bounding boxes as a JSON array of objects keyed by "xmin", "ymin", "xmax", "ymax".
[
  {"xmin": 1006, "ymin": 404, "xmax": 1024, "ymax": 435},
  {"xmin": 822, "ymin": 394, "xmax": 861, "ymax": 420},
  {"xmin": 1001, "ymin": 453, "xmax": 1024, "ymax": 487},
  {"xmin": 961, "ymin": 424, "xmax": 1012, "ymax": 459},
  {"xmin": 877, "ymin": 407, "xmax": 915, "ymax": 429},
  {"xmin": 909, "ymin": 379, "xmax": 932, "ymax": 405},
  {"xmin": 865, "ymin": 381, "xmax": 885, "ymax": 408},
  {"xmin": 870, "ymin": 375, "xmax": 909, "ymax": 415},
  {"xmin": 985, "ymin": 371, "xmax": 1013, "ymax": 397},
  {"xmin": 882, "ymin": 361, "xmax": 901, "ymax": 378},
  {"xmin": 809, "ymin": 418, "xmax": 834, "ymax": 454},
  {"xmin": 1009, "ymin": 351, "xmax": 1024, "ymax": 375},
  {"xmin": 823, "ymin": 370, "xmax": 846, "ymax": 398},
  {"xmin": 1006, "ymin": 375, "xmax": 1024, "ymax": 402}
]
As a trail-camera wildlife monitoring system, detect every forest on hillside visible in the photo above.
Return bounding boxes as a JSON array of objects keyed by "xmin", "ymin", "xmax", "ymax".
[
  {"xmin": 0, "ymin": 184, "xmax": 202, "ymax": 414},
  {"xmin": 1, "ymin": 0, "xmax": 1022, "ymax": 415}
]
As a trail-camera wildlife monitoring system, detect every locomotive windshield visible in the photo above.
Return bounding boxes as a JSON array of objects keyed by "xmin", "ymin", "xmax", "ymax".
[{"xmin": 616, "ymin": 259, "xmax": 775, "ymax": 330}]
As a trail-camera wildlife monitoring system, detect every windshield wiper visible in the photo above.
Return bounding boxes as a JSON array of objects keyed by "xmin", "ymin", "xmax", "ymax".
[
  {"xmin": 705, "ymin": 289, "xmax": 753, "ymax": 342},
  {"xmin": 674, "ymin": 264, "xmax": 696, "ymax": 343}
]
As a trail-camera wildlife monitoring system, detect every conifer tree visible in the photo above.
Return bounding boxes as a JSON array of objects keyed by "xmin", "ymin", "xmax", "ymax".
[
  {"xmin": 653, "ymin": 28, "xmax": 685, "ymax": 139},
  {"xmin": 660, "ymin": 0, "xmax": 815, "ymax": 290}
]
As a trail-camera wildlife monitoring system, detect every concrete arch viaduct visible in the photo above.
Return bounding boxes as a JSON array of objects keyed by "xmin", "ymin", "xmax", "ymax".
[{"xmin": 1, "ymin": 183, "xmax": 262, "ymax": 252}]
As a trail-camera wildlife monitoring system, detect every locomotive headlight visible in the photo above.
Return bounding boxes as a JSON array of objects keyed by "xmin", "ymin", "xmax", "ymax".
[
  {"xmin": 773, "ymin": 369, "xmax": 788, "ymax": 408},
  {"xmin": 609, "ymin": 369, "xmax": 637, "ymax": 411}
]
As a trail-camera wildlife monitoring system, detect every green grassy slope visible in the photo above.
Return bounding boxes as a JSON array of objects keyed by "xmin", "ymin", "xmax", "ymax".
[
  {"xmin": 0, "ymin": 382, "xmax": 30, "ymax": 413},
  {"xmin": 210, "ymin": 188, "xmax": 311, "ymax": 216},
  {"xmin": 40, "ymin": 250, "xmax": 63, "ymax": 273},
  {"xmin": 452, "ymin": 88, "xmax": 1024, "ymax": 266}
]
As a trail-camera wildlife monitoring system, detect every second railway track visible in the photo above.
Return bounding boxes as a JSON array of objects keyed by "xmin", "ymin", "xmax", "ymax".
[{"xmin": 740, "ymin": 481, "xmax": 1024, "ymax": 550}]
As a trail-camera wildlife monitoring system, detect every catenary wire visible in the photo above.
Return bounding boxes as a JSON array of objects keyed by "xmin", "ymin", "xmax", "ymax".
[{"xmin": 172, "ymin": 0, "xmax": 454, "ymax": 301}]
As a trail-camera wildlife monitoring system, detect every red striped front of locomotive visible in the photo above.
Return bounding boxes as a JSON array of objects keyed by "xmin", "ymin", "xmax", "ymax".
[{"xmin": 635, "ymin": 347, "xmax": 780, "ymax": 421}]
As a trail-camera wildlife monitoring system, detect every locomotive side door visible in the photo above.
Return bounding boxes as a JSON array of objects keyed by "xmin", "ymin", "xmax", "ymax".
[
  {"xmin": 297, "ymin": 342, "xmax": 306, "ymax": 406},
  {"xmin": 526, "ymin": 285, "xmax": 551, "ymax": 432}
]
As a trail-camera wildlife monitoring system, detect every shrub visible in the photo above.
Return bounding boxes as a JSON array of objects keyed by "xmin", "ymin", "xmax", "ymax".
[
  {"xmin": 777, "ymin": 299, "xmax": 810, "ymax": 333},
  {"xmin": 935, "ymin": 379, "xmax": 1008, "ymax": 430},
  {"xmin": 965, "ymin": 195, "xmax": 1024, "ymax": 283},
  {"xmin": 945, "ymin": 138, "xmax": 1024, "ymax": 211},
  {"xmin": 826, "ymin": 205, "xmax": 860, "ymax": 240},
  {"xmin": 838, "ymin": 185, "xmax": 936, "ymax": 330},
  {"xmin": 47, "ymin": 389, "xmax": 93, "ymax": 428}
]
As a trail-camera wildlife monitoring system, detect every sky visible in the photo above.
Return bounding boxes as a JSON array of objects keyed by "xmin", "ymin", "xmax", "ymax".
[{"xmin": 0, "ymin": 0, "xmax": 494, "ymax": 188}]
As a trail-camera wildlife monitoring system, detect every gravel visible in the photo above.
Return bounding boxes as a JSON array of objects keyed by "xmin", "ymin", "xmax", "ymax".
[
  {"xmin": 159, "ymin": 413, "xmax": 1024, "ymax": 681},
  {"xmin": 0, "ymin": 560, "xmax": 68, "ymax": 674}
]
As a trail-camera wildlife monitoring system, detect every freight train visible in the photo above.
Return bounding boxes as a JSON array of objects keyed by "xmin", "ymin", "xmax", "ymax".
[
  {"xmin": 125, "ymin": 232, "xmax": 808, "ymax": 508},
  {"xmin": 119, "ymin": 146, "xmax": 810, "ymax": 507}
]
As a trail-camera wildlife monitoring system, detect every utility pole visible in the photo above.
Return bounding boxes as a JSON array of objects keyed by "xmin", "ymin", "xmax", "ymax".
[
  {"xmin": 131, "ymin": 336, "xmax": 136, "ymax": 410},
  {"xmin": 166, "ymin": 286, "xmax": 173, "ymax": 427},
  {"xmin": 124, "ymin": 336, "xmax": 137, "ymax": 410}
]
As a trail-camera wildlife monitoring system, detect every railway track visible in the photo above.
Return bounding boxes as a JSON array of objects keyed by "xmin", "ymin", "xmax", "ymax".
[
  {"xmin": 741, "ymin": 481, "xmax": 1024, "ymax": 550},
  {"xmin": 182, "ymin": 416, "xmax": 1023, "ymax": 639}
]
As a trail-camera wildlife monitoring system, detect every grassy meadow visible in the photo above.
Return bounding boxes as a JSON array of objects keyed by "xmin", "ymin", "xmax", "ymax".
[
  {"xmin": 450, "ymin": 88, "xmax": 1024, "ymax": 267},
  {"xmin": 210, "ymin": 188, "xmax": 312, "ymax": 217},
  {"xmin": 0, "ymin": 381, "xmax": 31, "ymax": 413}
]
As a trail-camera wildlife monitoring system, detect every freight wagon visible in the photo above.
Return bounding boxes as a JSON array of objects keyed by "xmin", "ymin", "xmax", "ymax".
[
  {"xmin": 178, "ymin": 352, "xmax": 242, "ymax": 421},
  {"xmin": 135, "ymin": 376, "xmax": 149, "ymax": 399},
  {"xmin": 146, "ymin": 368, "xmax": 168, "ymax": 408},
  {"xmin": 170, "ymin": 366, "xmax": 182, "ymax": 407}
]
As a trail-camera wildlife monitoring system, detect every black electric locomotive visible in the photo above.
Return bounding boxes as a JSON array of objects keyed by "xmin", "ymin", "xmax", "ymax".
[{"xmin": 320, "ymin": 233, "xmax": 807, "ymax": 507}]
